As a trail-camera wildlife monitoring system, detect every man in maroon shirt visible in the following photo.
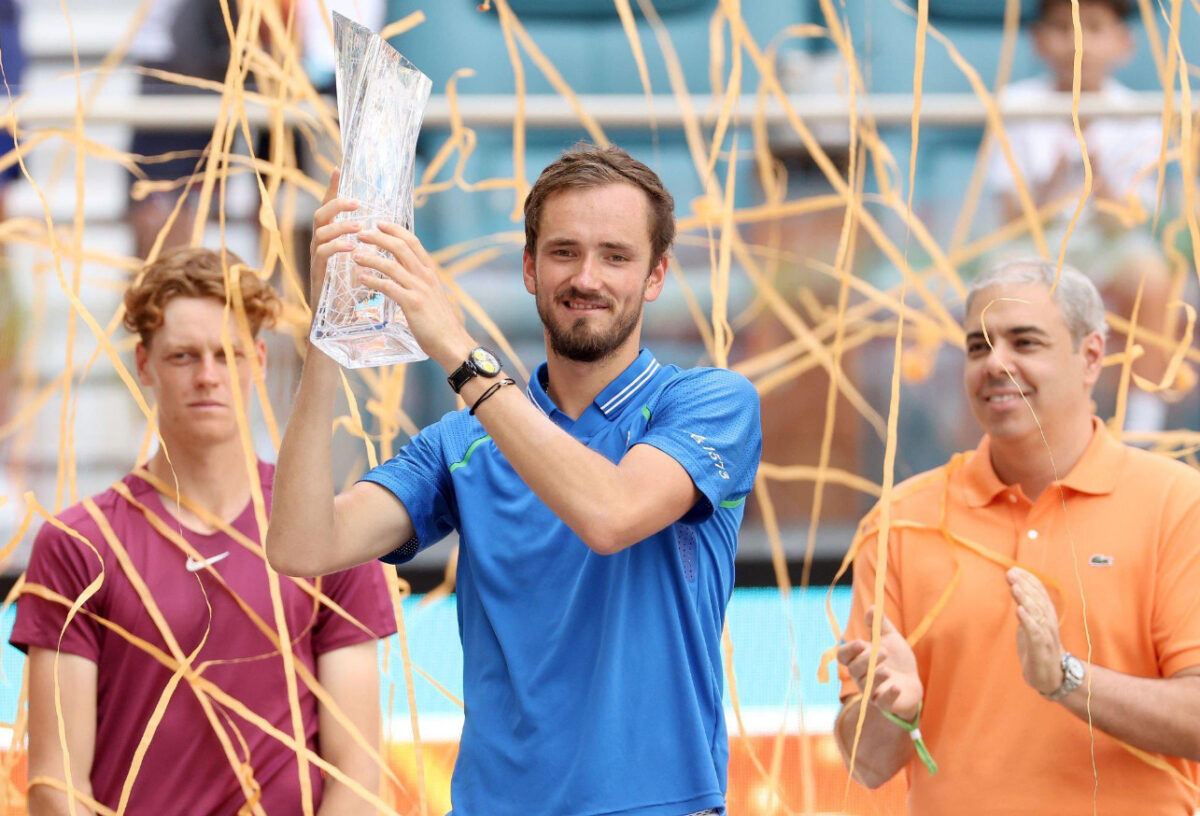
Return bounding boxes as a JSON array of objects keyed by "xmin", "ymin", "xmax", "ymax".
[{"xmin": 12, "ymin": 247, "xmax": 398, "ymax": 815}]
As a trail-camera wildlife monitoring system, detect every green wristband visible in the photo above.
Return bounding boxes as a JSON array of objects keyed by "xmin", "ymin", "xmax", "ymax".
[{"xmin": 880, "ymin": 703, "xmax": 938, "ymax": 776}]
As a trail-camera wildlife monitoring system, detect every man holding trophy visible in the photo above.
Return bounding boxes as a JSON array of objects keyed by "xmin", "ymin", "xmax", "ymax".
[
  {"xmin": 273, "ymin": 138, "xmax": 762, "ymax": 816},
  {"xmin": 271, "ymin": 17, "xmax": 760, "ymax": 815}
]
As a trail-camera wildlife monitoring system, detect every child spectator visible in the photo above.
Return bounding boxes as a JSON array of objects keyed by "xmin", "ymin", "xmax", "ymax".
[{"xmin": 986, "ymin": 0, "xmax": 1174, "ymax": 433}]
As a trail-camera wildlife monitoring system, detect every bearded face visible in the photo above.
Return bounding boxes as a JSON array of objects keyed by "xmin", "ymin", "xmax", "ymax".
[
  {"xmin": 534, "ymin": 280, "xmax": 647, "ymax": 363},
  {"xmin": 522, "ymin": 183, "xmax": 668, "ymax": 367}
]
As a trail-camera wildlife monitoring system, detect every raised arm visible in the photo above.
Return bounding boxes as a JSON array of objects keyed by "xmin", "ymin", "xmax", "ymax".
[
  {"xmin": 26, "ymin": 649, "xmax": 98, "ymax": 816},
  {"xmin": 313, "ymin": 641, "xmax": 382, "ymax": 816},
  {"xmin": 267, "ymin": 177, "xmax": 416, "ymax": 577},
  {"xmin": 344, "ymin": 224, "xmax": 757, "ymax": 556},
  {"xmin": 462, "ymin": 386, "xmax": 697, "ymax": 554}
]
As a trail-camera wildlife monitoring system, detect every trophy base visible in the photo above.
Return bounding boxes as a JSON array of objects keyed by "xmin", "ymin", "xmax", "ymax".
[{"xmin": 310, "ymin": 324, "xmax": 428, "ymax": 369}]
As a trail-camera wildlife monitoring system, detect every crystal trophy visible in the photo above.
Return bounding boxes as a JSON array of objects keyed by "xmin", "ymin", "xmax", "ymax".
[{"xmin": 309, "ymin": 12, "xmax": 433, "ymax": 368}]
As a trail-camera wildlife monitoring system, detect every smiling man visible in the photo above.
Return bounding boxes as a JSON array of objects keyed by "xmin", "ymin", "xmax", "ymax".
[
  {"xmin": 12, "ymin": 247, "xmax": 396, "ymax": 815},
  {"xmin": 268, "ymin": 144, "xmax": 763, "ymax": 816},
  {"xmin": 834, "ymin": 259, "xmax": 1200, "ymax": 813}
]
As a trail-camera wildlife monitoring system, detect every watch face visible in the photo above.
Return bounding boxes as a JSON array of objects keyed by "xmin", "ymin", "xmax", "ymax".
[{"xmin": 469, "ymin": 347, "xmax": 501, "ymax": 376}]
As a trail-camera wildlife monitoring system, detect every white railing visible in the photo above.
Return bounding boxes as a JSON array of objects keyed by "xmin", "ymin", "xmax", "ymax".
[{"xmin": 2, "ymin": 91, "xmax": 1193, "ymax": 130}]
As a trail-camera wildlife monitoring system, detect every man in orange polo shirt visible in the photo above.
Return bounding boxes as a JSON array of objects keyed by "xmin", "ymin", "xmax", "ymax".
[{"xmin": 835, "ymin": 258, "xmax": 1200, "ymax": 813}]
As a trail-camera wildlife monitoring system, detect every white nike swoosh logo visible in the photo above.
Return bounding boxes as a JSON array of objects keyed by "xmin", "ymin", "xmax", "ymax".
[{"xmin": 185, "ymin": 552, "xmax": 230, "ymax": 572}]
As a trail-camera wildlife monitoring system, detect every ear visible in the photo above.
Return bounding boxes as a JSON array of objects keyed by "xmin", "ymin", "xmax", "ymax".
[
  {"xmin": 642, "ymin": 254, "xmax": 669, "ymax": 303},
  {"xmin": 522, "ymin": 249, "xmax": 537, "ymax": 296},
  {"xmin": 135, "ymin": 342, "xmax": 152, "ymax": 387},
  {"xmin": 1079, "ymin": 330, "xmax": 1105, "ymax": 388},
  {"xmin": 255, "ymin": 336, "xmax": 267, "ymax": 371}
]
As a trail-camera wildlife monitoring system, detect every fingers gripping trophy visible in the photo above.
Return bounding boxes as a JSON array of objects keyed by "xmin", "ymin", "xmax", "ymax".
[{"xmin": 309, "ymin": 12, "xmax": 432, "ymax": 368}]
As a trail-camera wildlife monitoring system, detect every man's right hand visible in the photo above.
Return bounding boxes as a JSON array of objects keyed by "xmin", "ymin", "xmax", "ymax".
[
  {"xmin": 307, "ymin": 168, "xmax": 361, "ymax": 314},
  {"xmin": 837, "ymin": 608, "xmax": 923, "ymax": 721}
]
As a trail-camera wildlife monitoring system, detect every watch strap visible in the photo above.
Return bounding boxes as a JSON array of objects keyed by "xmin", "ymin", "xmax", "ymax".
[
  {"xmin": 1044, "ymin": 652, "xmax": 1084, "ymax": 701},
  {"xmin": 447, "ymin": 361, "xmax": 475, "ymax": 394},
  {"xmin": 447, "ymin": 347, "xmax": 501, "ymax": 394}
]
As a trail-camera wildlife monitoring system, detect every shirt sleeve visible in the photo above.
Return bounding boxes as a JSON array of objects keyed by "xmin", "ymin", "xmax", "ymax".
[
  {"xmin": 636, "ymin": 368, "xmax": 762, "ymax": 525},
  {"xmin": 10, "ymin": 518, "xmax": 106, "ymax": 661},
  {"xmin": 310, "ymin": 562, "xmax": 399, "ymax": 656},
  {"xmin": 1152, "ymin": 495, "xmax": 1200, "ymax": 678},
  {"xmin": 358, "ymin": 417, "xmax": 458, "ymax": 564},
  {"xmin": 838, "ymin": 516, "xmax": 906, "ymax": 703}
]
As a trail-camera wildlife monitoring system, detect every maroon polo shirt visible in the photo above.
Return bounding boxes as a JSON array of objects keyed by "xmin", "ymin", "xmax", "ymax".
[{"xmin": 12, "ymin": 462, "xmax": 397, "ymax": 815}]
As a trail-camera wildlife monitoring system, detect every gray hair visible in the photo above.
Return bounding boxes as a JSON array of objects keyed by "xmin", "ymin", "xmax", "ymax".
[{"xmin": 965, "ymin": 258, "xmax": 1108, "ymax": 346}]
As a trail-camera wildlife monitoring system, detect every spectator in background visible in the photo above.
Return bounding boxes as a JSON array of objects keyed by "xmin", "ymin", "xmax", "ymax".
[
  {"xmin": 836, "ymin": 259, "xmax": 1200, "ymax": 814},
  {"xmin": 986, "ymin": 0, "xmax": 1175, "ymax": 433},
  {"xmin": 12, "ymin": 247, "xmax": 397, "ymax": 815},
  {"xmin": 0, "ymin": 0, "xmax": 25, "ymax": 547},
  {"xmin": 127, "ymin": 1, "xmax": 234, "ymax": 259},
  {"xmin": 0, "ymin": 0, "xmax": 25, "ymax": 222}
]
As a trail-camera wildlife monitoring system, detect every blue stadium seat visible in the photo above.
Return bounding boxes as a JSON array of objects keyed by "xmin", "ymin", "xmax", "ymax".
[{"xmin": 385, "ymin": 0, "xmax": 813, "ymax": 251}]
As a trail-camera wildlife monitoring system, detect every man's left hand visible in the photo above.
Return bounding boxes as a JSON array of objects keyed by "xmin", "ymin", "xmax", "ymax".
[
  {"xmin": 352, "ymin": 224, "xmax": 476, "ymax": 371},
  {"xmin": 1007, "ymin": 566, "xmax": 1065, "ymax": 697}
]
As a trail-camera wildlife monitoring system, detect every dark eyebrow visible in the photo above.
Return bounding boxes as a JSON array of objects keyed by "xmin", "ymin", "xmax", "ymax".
[
  {"xmin": 965, "ymin": 326, "xmax": 1050, "ymax": 344},
  {"xmin": 1007, "ymin": 326, "xmax": 1051, "ymax": 339},
  {"xmin": 541, "ymin": 237, "xmax": 638, "ymax": 255}
]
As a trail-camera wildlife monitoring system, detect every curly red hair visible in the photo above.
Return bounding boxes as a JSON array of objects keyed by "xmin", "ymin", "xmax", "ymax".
[{"xmin": 123, "ymin": 247, "xmax": 281, "ymax": 347}]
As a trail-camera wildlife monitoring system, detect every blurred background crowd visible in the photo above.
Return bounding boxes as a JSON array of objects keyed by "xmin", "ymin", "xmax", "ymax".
[
  {"xmin": 0, "ymin": 1, "xmax": 1198, "ymax": 810},
  {"xmin": 1, "ymin": 0, "xmax": 1195, "ymax": 589}
]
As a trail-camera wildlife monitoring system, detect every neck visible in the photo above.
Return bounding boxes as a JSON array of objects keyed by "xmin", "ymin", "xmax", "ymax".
[
  {"xmin": 543, "ymin": 341, "xmax": 641, "ymax": 419},
  {"xmin": 143, "ymin": 434, "xmax": 256, "ymax": 531},
  {"xmin": 1054, "ymin": 75, "xmax": 1105, "ymax": 93},
  {"xmin": 988, "ymin": 415, "xmax": 1095, "ymax": 500}
]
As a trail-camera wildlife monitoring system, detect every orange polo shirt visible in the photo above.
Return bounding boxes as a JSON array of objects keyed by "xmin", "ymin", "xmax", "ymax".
[{"xmin": 840, "ymin": 419, "xmax": 1200, "ymax": 814}]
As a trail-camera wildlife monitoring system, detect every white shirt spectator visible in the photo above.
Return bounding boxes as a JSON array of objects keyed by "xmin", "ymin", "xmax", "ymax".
[{"xmin": 986, "ymin": 74, "xmax": 1163, "ymax": 216}]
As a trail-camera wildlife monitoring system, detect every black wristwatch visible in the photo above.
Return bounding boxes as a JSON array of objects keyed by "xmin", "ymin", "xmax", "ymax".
[{"xmin": 447, "ymin": 347, "xmax": 502, "ymax": 394}]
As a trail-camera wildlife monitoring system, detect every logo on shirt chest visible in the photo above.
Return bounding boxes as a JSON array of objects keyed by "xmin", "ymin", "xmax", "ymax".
[{"xmin": 1088, "ymin": 554, "xmax": 1114, "ymax": 567}]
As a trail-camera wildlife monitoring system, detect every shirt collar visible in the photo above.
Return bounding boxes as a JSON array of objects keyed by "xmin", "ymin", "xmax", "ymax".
[
  {"xmin": 594, "ymin": 349, "xmax": 660, "ymax": 418},
  {"xmin": 962, "ymin": 417, "xmax": 1125, "ymax": 507},
  {"xmin": 526, "ymin": 349, "xmax": 661, "ymax": 422}
]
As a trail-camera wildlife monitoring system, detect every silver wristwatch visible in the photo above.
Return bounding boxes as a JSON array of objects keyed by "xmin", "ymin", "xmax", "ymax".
[{"xmin": 1043, "ymin": 652, "xmax": 1086, "ymax": 701}]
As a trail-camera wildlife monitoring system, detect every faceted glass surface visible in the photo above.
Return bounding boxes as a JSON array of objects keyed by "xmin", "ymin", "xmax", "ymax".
[{"xmin": 309, "ymin": 12, "xmax": 432, "ymax": 368}]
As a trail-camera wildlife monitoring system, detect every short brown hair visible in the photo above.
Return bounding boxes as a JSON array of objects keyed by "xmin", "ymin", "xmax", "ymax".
[
  {"xmin": 523, "ymin": 143, "xmax": 676, "ymax": 266},
  {"xmin": 1037, "ymin": 0, "xmax": 1131, "ymax": 20},
  {"xmin": 123, "ymin": 246, "xmax": 280, "ymax": 346}
]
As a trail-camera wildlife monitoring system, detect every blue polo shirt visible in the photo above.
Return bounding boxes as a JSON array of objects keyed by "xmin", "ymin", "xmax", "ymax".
[{"xmin": 361, "ymin": 349, "xmax": 762, "ymax": 816}]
